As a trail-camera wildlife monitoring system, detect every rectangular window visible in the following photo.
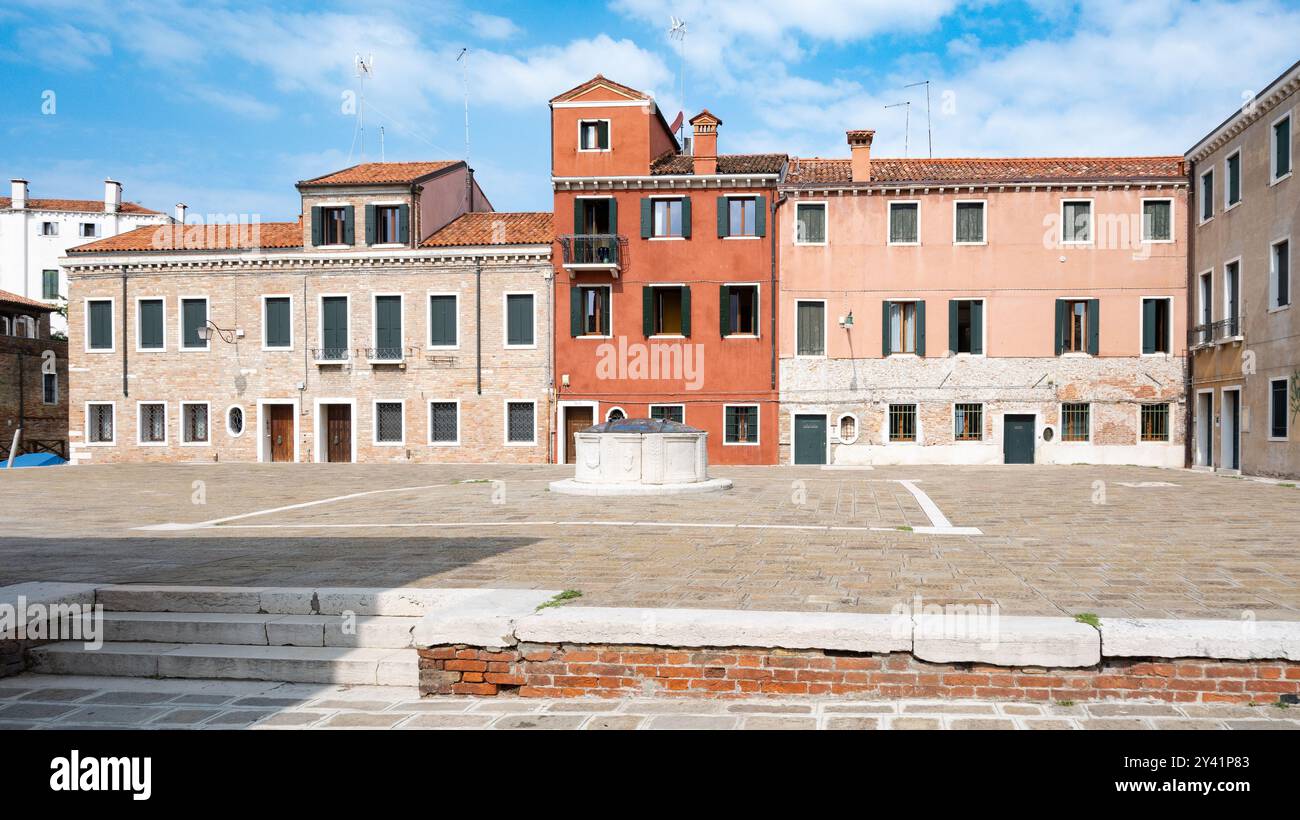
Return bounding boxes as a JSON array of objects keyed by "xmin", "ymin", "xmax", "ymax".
[
  {"xmin": 579, "ymin": 119, "xmax": 609, "ymax": 150},
  {"xmin": 87, "ymin": 299, "xmax": 113, "ymax": 351},
  {"xmin": 506, "ymin": 293, "xmax": 535, "ymax": 347},
  {"xmin": 650, "ymin": 404, "xmax": 684, "ymax": 424},
  {"xmin": 375, "ymin": 401, "xmax": 404, "ymax": 444},
  {"xmin": 321, "ymin": 206, "xmax": 348, "ymax": 244},
  {"xmin": 950, "ymin": 299, "xmax": 983, "ymax": 355},
  {"xmin": 40, "ymin": 222, "xmax": 57, "ymax": 236},
  {"xmin": 138, "ymin": 298, "xmax": 164, "ymax": 350},
  {"xmin": 1226, "ymin": 152, "xmax": 1241, "ymax": 206},
  {"xmin": 1142, "ymin": 199, "xmax": 1172, "ymax": 241},
  {"xmin": 954, "ymin": 201, "xmax": 985, "ymax": 244},
  {"xmin": 1200, "ymin": 171, "xmax": 1214, "ymax": 221},
  {"xmin": 1061, "ymin": 299, "xmax": 1090, "ymax": 354},
  {"xmin": 796, "ymin": 300, "xmax": 825, "ymax": 356},
  {"xmin": 42, "ymin": 372, "xmax": 58, "ymax": 405},
  {"xmin": 1272, "ymin": 239, "xmax": 1290, "ymax": 308},
  {"xmin": 723, "ymin": 285, "xmax": 759, "ymax": 336},
  {"xmin": 429, "ymin": 401, "xmax": 459, "ymax": 444},
  {"xmin": 374, "ymin": 205, "xmax": 401, "ymax": 244},
  {"xmin": 1140, "ymin": 404, "xmax": 1169, "ymax": 442},
  {"xmin": 1225, "ymin": 261, "xmax": 1241, "ymax": 337},
  {"xmin": 80, "ymin": 223, "xmax": 97, "ymax": 238},
  {"xmin": 795, "ymin": 202, "xmax": 826, "ymax": 244},
  {"xmin": 428, "ymin": 294, "xmax": 457, "ymax": 348},
  {"xmin": 1274, "ymin": 113, "xmax": 1292, "ymax": 181},
  {"xmin": 651, "ymin": 198, "xmax": 684, "ymax": 238},
  {"xmin": 138, "ymin": 402, "xmax": 166, "ymax": 444},
  {"xmin": 180, "ymin": 298, "xmax": 208, "ymax": 349},
  {"xmin": 320, "ymin": 295, "xmax": 349, "ymax": 360},
  {"xmin": 577, "ymin": 286, "xmax": 611, "ymax": 336},
  {"xmin": 1061, "ymin": 403, "xmax": 1090, "ymax": 442},
  {"xmin": 650, "ymin": 286, "xmax": 685, "ymax": 336},
  {"xmin": 372, "ymin": 295, "xmax": 403, "ymax": 360},
  {"xmin": 889, "ymin": 202, "xmax": 919, "ymax": 244},
  {"xmin": 87, "ymin": 403, "xmax": 114, "ymax": 444},
  {"xmin": 263, "ymin": 296, "xmax": 291, "ymax": 349},
  {"xmin": 506, "ymin": 401, "xmax": 536, "ymax": 444},
  {"xmin": 182, "ymin": 403, "xmax": 209, "ymax": 444},
  {"xmin": 1198, "ymin": 271, "xmax": 1213, "ymax": 343},
  {"xmin": 954, "ymin": 403, "xmax": 983, "ymax": 441},
  {"xmin": 727, "ymin": 197, "xmax": 758, "ymax": 237},
  {"xmin": 724, "ymin": 405, "xmax": 759, "ymax": 444},
  {"xmin": 1142, "ymin": 298, "xmax": 1171, "ymax": 354},
  {"xmin": 889, "ymin": 404, "xmax": 917, "ymax": 442},
  {"xmin": 889, "ymin": 301, "xmax": 919, "ymax": 355},
  {"xmin": 1062, "ymin": 200, "xmax": 1092, "ymax": 242},
  {"xmin": 1271, "ymin": 379, "xmax": 1289, "ymax": 439},
  {"xmin": 42, "ymin": 270, "xmax": 59, "ymax": 300}
]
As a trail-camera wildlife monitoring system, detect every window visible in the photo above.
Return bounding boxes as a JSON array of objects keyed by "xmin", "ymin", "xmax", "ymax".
[
  {"xmin": 885, "ymin": 300, "xmax": 923, "ymax": 355},
  {"xmin": 1226, "ymin": 152, "xmax": 1242, "ymax": 207},
  {"xmin": 721, "ymin": 285, "xmax": 759, "ymax": 336},
  {"xmin": 42, "ymin": 372, "xmax": 58, "ymax": 405},
  {"xmin": 606, "ymin": 407, "xmax": 626, "ymax": 422},
  {"xmin": 724, "ymin": 405, "xmax": 758, "ymax": 444},
  {"xmin": 954, "ymin": 403, "xmax": 983, "ymax": 441},
  {"xmin": 888, "ymin": 202, "xmax": 919, "ymax": 244},
  {"xmin": 650, "ymin": 198, "xmax": 685, "ymax": 238},
  {"xmin": 795, "ymin": 202, "xmax": 826, "ymax": 244},
  {"xmin": 837, "ymin": 414, "xmax": 858, "ymax": 444},
  {"xmin": 138, "ymin": 402, "xmax": 166, "ymax": 444},
  {"xmin": 1272, "ymin": 239, "xmax": 1290, "ymax": 309},
  {"xmin": 795, "ymin": 300, "xmax": 825, "ymax": 356},
  {"xmin": 428, "ymin": 294, "xmax": 458, "ymax": 348},
  {"xmin": 372, "ymin": 294, "xmax": 403, "ymax": 361},
  {"xmin": 949, "ymin": 299, "xmax": 983, "ymax": 355},
  {"xmin": 1142, "ymin": 199, "xmax": 1172, "ymax": 241},
  {"xmin": 1141, "ymin": 404, "xmax": 1169, "ymax": 442},
  {"xmin": 180, "ymin": 297, "xmax": 208, "ymax": 350},
  {"xmin": 182, "ymin": 403, "xmax": 209, "ymax": 444},
  {"xmin": 650, "ymin": 404, "xmax": 684, "ymax": 424},
  {"xmin": 263, "ymin": 296, "xmax": 291, "ymax": 349},
  {"xmin": 1061, "ymin": 403, "xmax": 1090, "ymax": 442},
  {"xmin": 579, "ymin": 119, "xmax": 609, "ymax": 151},
  {"xmin": 137, "ymin": 298, "xmax": 164, "ymax": 351},
  {"xmin": 429, "ymin": 401, "xmax": 459, "ymax": 445},
  {"xmin": 315, "ymin": 205, "xmax": 350, "ymax": 245},
  {"xmin": 506, "ymin": 401, "xmax": 536, "ymax": 445},
  {"xmin": 574, "ymin": 286, "xmax": 610, "ymax": 337},
  {"xmin": 1198, "ymin": 271, "xmax": 1213, "ymax": 344},
  {"xmin": 1141, "ymin": 298, "xmax": 1170, "ymax": 354},
  {"xmin": 375, "ymin": 401, "xmax": 404, "ymax": 444},
  {"xmin": 889, "ymin": 405, "xmax": 917, "ymax": 442},
  {"xmin": 1056, "ymin": 299, "xmax": 1097, "ymax": 355},
  {"xmin": 320, "ymin": 295, "xmax": 349, "ymax": 360},
  {"xmin": 80, "ymin": 223, "xmax": 97, "ymax": 238},
  {"xmin": 1062, "ymin": 200, "xmax": 1092, "ymax": 243},
  {"xmin": 87, "ymin": 403, "xmax": 114, "ymax": 444},
  {"xmin": 86, "ymin": 299, "xmax": 113, "ymax": 351},
  {"xmin": 645, "ymin": 286, "xmax": 689, "ymax": 336},
  {"xmin": 227, "ymin": 406, "xmax": 245, "ymax": 437},
  {"xmin": 42, "ymin": 270, "xmax": 59, "ymax": 300},
  {"xmin": 954, "ymin": 201, "xmax": 985, "ymax": 244},
  {"xmin": 40, "ymin": 222, "xmax": 57, "ymax": 236},
  {"xmin": 1225, "ymin": 261, "xmax": 1241, "ymax": 337},
  {"xmin": 13, "ymin": 315, "xmax": 35, "ymax": 338},
  {"xmin": 372, "ymin": 205, "xmax": 403, "ymax": 244},
  {"xmin": 506, "ymin": 293, "xmax": 535, "ymax": 347},
  {"xmin": 723, "ymin": 196, "xmax": 761, "ymax": 237},
  {"xmin": 1274, "ymin": 112, "xmax": 1292, "ymax": 181},
  {"xmin": 1270, "ymin": 379, "xmax": 1289, "ymax": 439},
  {"xmin": 1200, "ymin": 170, "xmax": 1214, "ymax": 221}
]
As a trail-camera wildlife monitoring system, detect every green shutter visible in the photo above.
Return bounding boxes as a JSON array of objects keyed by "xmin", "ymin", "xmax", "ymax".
[
  {"xmin": 916, "ymin": 300, "xmax": 926, "ymax": 357},
  {"xmin": 608, "ymin": 197, "xmax": 617, "ymax": 234},
  {"xmin": 680, "ymin": 286, "xmax": 691, "ymax": 337},
  {"xmin": 507, "ymin": 294, "xmax": 533, "ymax": 346},
  {"xmin": 429, "ymin": 295, "xmax": 456, "ymax": 346},
  {"xmin": 574, "ymin": 199, "xmax": 585, "ymax": 233},
  {"xmin": 642, "ymin": 286, "xmax": 654, "ymax": 336},
  {"xmin": 375, "ymin": 295, "xmax": 402, "ymax": 350},
  {"xmin": 948, "ymin": 300, "xmax": 959, "ymax": 354},
  {"xmin": 881, "ymin": 301, "xmax": 892, "ymax": 357},
  {"xmin": 89, "ymin": 300, "xmax": 112, "ymax": 349},
  {"xmin": 1054, "ymin": 299, "xmax": 1066, "ymax": 356},
  {"xmin": 1087, "ymin": 298, "xmax": 1100, "ymax": 355},
  {"xmin": 398, "ymin": 204, "xmax": 410, "ymax": 244},
  {"xmin": 680, "ymin": 196, "xmax": 691, "ymax": 238},
  {"xmin": 717, "ymin": 196, "xmax": 730, "ymax": 237},
  {"xmin": 569, "ymin": 288, "xmax": 582, "ymax": 337},
  {"xmin": 755, "ymin": 195, "xmax": 766, "ymax": 237},
  {"xmin": 139, "ymin": 299, "xmax": 163, "ymax": 349},
  {"xmin": 311, "ymin": 206, "xmax": 323, "ymax": 246},
  {"xmin": 342, "ymin": 206, "xmax": 355, "ymax": 245},
  {"xmin": 182, "ymin": 299, "xmax": 206, "ymax": 348},
  {"xmin": 365, "ymin": 204, "xmax": 376, "ymax": 245},
  {"xmin": 640, "ymin": 198, "xmax": 652, "ymax": 239},
  {"xmin": 323, "ymin": 296, "xmax": 348, "ymax": 350},
  {"xmin": 719, "ymin": 285, "xmax": 731, "ymax": 336},
  {"xmin": 970, "ymin": 301, "xmax": 984, "ymax": 355},
  {"xmin": 1141, "ymin": 298, "xmax": 1157, "ymax": 354},
  {"xmin": 600, "ymin": 289, "xmax": 610, "ymax": 336},
  {"xmin": 266, "ymin": 297, "xmax": 290, "ymax": 348}
]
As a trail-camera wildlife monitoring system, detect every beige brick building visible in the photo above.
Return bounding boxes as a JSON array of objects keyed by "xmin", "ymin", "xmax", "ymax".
[{"xmin": 61, "ymin": 162, "xmax": 555, "ymax": 465}]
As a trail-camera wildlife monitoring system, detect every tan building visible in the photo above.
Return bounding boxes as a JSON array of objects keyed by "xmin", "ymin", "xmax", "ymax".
[
  {"xmin": 61, "ymin": 162, "xmax": 555, "ymax": 465},
  {"xmin": 1187, "ymin": 59, "xmax": 1298, "ymax": 477}
]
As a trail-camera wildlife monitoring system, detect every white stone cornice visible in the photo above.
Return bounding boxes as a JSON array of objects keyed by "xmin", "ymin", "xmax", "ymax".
[
  {"xmin": 61, "ymin": 246, "xmax": 552, "ymax": 277},
  {"xmin": 1186, "ymin": 65, "xmax": 1300, "ymax": 162}
]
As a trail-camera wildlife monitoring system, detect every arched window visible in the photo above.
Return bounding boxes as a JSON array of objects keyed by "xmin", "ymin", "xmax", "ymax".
[
  {"xmin": 606, "ymin": 407, "xmax": 626, "ymax": 422},
  {"xmin": 837, "ymin": 413, "xmax": 859, "ymax": 444},
  {"xmin": 226, "ymin": 406, "xmax": 246, "ymax": 437}
]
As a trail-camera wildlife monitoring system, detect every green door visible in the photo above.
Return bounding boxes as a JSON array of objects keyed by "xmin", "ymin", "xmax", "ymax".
[
  {"xmin": 793, "ymin": 414, "xmax": 827, "ymax": 465},
  {"xmin": 1003, "ymin": 414, "xmax": 1035, "ymax": 464}
]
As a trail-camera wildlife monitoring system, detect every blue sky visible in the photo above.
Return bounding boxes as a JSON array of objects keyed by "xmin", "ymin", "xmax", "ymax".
[{"xmin": 2, "ymin": 0, "xmax": 1298, "ymax": 221}]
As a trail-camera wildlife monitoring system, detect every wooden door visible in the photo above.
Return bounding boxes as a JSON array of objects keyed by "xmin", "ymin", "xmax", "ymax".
[
  {"xmin": 268, "ymin": 405, "xmax": 294, "ymax": 462},
  {"xmin": 565, "ymin": 406, "xmax": 593, "ymax": 464},
  {"xmin": 326, "ymin": 404, "xmax": 351, "ymax": 463}
]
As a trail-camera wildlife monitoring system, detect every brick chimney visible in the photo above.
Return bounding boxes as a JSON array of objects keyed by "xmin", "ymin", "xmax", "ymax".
[
  {"xmin": 104, "ymin": 179, "xmax": 122, "ymax": 213},
  {"xmin": 10, "ymin": 179, "xmax": 28, "ymax": 209},
  {"xmin": 847, "ymin": 130, "xmax": 875, "ymax": 182},
  {"xmin": 175, "ymin": 203, "xmax": 188, "ymax": 224},
  {"xmin": 690, "ymin": 110, "xmax": 721, "ymax": 176}
]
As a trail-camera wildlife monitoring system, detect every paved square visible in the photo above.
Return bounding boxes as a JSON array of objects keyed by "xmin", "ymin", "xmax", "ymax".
[{"xmin": 2, "ymin": 462, "xmax": 1298, "ymax": 619}]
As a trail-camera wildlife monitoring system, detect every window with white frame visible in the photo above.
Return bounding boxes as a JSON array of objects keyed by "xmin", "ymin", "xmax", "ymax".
[
  {"xmin": 86, "ymin": 298, "xmax": 114, "ymax": 351},
  {"xmin": 428, "ymin": 294, "xmax": 457, "ymax": 348},
  {"xmin": 888, "ymin": 202, "xmax": 919, "ymax": 244},
  {"xmin": 138, "ymin": 298, "xmax": 165, "ymax": 350},
  {"xmin": 650, "ymin": 404, "xmax": 684, "ymax": 424},
  {"xmin": 1141, "ymin": 298, "xmax": 1171, "ymax": 354},
  {"xmin": 575, "ymin": 285, "xmax": 610, "ymax": 336},
  {"xmin": 887, "ymin": 301, "xmax": 920, "ymax": 355},
  {"xmin": 724, "ymin": 405, "xmax": 758, "ymax": 444},
  {"xmin": 263, "ymin": 296, "xmax": 292, "ymax": 349},
  {"xmin": 1270, "ymin": 378, "xmax": 1289, "ymax": 439},
  {"xmin": 429, "ymin": 401, "xmax": 459, "ymax": 444},
  {"xmin": 375, "ymin": 402, "xmax": 404, "ymax": 444},
  {"xmin": 837, "ymin": 414, "xmax": 858, "ymax": 444},
  {"xmin": 506, "ymin": 401, "xmax": 536, "ymax": 444},
  {"xmin": 80, "ymin": 222, "xmax": 97, "ymax": 238},
  {"xmin": 794, "ymin": 202, "xmax": 826, "ymax": 244},
  {"xmin": 1200, "ymin": 170, "xmax": 1214, "ymax": 221},
  {"xmin": 888, "ymin": 404, "xmax": 917, "ymax": 442},
  {"xmin": 182, "ymin": 403, "xmax": 209, "ymax": 444},
  {"xmin": 40, "ymin": 222, "xmax": 57, "ymax": 236},
  {"xmin": 650, "ymin": 198, "xmax": 685, "ymax": 238},
  {"xmin": 1061, "ymin": 402, "xmax": 1090, "ymax": 442},
  {"xmin": 138, "ymin": 402, "xmax": 166, "ymax": 444},
  {"xmin": 1272, "ymin": 239, "xmax": 1290, "ymax": 309},
  {"xmin": 505, "ymin": 293, "xmax": 535, "ymax": 347},
  {"xmin": 1062, "ymin": 200, "xmax": 1092, "ymax": 242},
  {"xmin": 226, "ymin": 406, "xmax": 245, "ymax": 437},
  {"xmin": 725, "ymin": 196, "xmax": 760, "ymax": 237},
  {"xmin": 1273, "ymin": 112, "xmax": 1292, "ymax": 181},
  {"xmin": 180, "ymin": 297, "xmax": 208, "ymax": 350},
  {"xmin": 87, "ymin": 403, "xmax": 114, "ymax": 444},
  {"xmin": 1142, "ymin": 199, "xmax": 1172, "ymax": 241},
  {"xmin": 1226, "ymin": 151, "xmax": 1242, "ymax": 206},
  {"xmin": 1141, "ymin": 403, "xmax": 1170, "ymax": 442},
  {"xmin": 795, "ymin": 300, "xmax": 824, "ymax": 356},
  {"xmin": 721, "ymin": 285, "xmax": 759, "ymax": 336},
  {"xmin": 954, "ymin": 201, "xmax": 985, "ymax": 244}
]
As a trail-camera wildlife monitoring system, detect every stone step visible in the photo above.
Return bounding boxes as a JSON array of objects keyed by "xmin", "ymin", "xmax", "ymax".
[
  {"xmin": 29, "ymin": 642, "xmax": 417, "ymax": 686},
  {"xmin": 93, "ymin": 584, "xmax": 470, "ymax": 616},
  {"xmin": 91, "ymin": 611, "xmax": 418, "ymax": 648}
]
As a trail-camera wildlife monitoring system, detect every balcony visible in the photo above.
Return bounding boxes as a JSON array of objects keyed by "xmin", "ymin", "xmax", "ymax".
[
  {"xmin": 365, "ymin": 346, "xmax": 408, "ymax": 366},
  {"xmin": 559, "ymin": 234, "xmax": 623, "ymax": 276},
  {"xmin": 311, "ymin": 347, "xmax": 350, "ymax": 364},
  {"xmin": 1189, "ymin": 316, "xmax": 1244, "ymax": 349}
]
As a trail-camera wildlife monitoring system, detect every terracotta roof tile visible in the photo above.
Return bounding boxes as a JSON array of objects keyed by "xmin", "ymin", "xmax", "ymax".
[
  {"xmin": 650, "ymin": 152, "xmax": 786, "ymax": 176},
  {"xmin": 550, "ymin": 74, "xmax": 652, "ymax": 103},
  {"xmin": 0, "ymin": 289, "xmax": 57, "ymax": 312},
  {"xmin": 298, "ymin": 161, "xmax": 461, "ymax": 187},
  {"xmin": 421, "ymin": 212, "xmax": 553, "ymax": 247},
  {"xmin": 0, "ymin": 197, "xmax": 161, "ymax": 214},
  {"xmin": 66, "ymin": 221, "xmax": 303, "ymax": 253},
  {"xmin": 785, "ymin": 156, "xmax": 1186, "ymax": 185}
]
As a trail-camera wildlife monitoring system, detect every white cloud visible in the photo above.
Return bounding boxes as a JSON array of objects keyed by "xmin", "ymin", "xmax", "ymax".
[
  {"xmin": 468, "ymin": 12, "xmax": 522, "ymax": 40},
  {"xmin": 13, "ymin": 23, "xmax": 111, "ymax": 72}
]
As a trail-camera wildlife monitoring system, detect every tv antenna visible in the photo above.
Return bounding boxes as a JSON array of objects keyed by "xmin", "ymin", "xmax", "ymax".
[
  {"xmin": 668, "ymin": 16, "xmax": 687, "ymax": 140},
  {"xmin": 456, "ymin": 48, "xmax": 471, "ymax": 165},
  {"xmin": 885, "ymin": 100, "xmax": 911, "ymax": 157},
  {"xmin": 354, "ymin": 53, "xmax": 373, "ymax": 161},
  {"xmin": 903, "ymin": 80, "xmax": 932, "ymax": 157}
]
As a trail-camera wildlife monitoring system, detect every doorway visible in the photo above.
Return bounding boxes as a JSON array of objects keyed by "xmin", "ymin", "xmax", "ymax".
[
  {"xmin": 1003, "ymin": 414, "xmax": 1036, "ymax": 464},
  {"xmin": 1221, "ymin": 388, "xmax": 1240, "ymax": 471},
  {"xmin": 563, "ymin": 405, "xmax": 594, "ymax": 464},
  {"xmin": 793, "ymin": 414, "xmax": 827, "ymax": 465},
  {"xmin": 263, "ymin": 403, "xmax": 296, "ymax": 463},
  {"xmin": 324, "ymin": 404, "xmax": 352, "ymax": 463},
  {"xmin": 1195, "ymin": 391, "xmax": 1214, "ymax": 467}
]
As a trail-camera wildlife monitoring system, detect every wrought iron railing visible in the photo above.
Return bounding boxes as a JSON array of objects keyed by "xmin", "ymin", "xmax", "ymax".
[
  {"xmin": 1189, "ymin": 315, "xmax": 1243, "ymax": 347},
  {"xmin": 311, "ymin": 347, "xmax": 350, "ymax": 362},
  {"xmin": 366, "ymin": 346, "xmax": 406, "ymax": 362},
  {"xmin": 559, "ymin": 234, "xmax": 622, "ymax": 267}
]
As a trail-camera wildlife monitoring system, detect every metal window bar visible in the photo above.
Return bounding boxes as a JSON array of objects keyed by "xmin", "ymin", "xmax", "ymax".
[
  {"xmin": 1188, "ymin": 315, "xmax": 1244, "ymax": 346},
  {"xmin": 430, "ymin": 402, "xmax": 458, "ymax": 442},
  {"xmin": 1062, "ymin": 403, "xmax": 1090, "ymax": 441},
  {"xmin": 1140, "ymin": 404, "xmax": 1169, "ymax": 442},
  {"xmin": 185, "ymin": 405, "xmax": 208, "ymax": 443},
  {"xmin": 954, "ymin": 403, "xmax": 983, "ymax": 441},
  {"xmin": 507, "ymin": 402, "xmax": 534, "ymax": 442},
  {"xmin": 376, "ymin": 403, "xmax": 403, "ymax": 442},
  {"xmin": 89, "ymin": 405, "xmax": 113, "ymax": 442},
  {"xmin": 889, "ymin": 404, "xmax": 916, "ymax": 442},
  {"xmin": 227, "ymin": 407, "xmax": 244, "ymax": 435},
  {"xmin": 140, "ymin": 404, "xmax": 165, "ymax": 443},
  {"xmin": 726, "ymin": 407, "xmax": 756, "ymax": 442},
  {"xmin": 312, "ymin": 347, "xmax": 351, "ymax": 362},
  {"xmin": 560, "ymin": 235, "xmax": 621, "ymax": 266}
]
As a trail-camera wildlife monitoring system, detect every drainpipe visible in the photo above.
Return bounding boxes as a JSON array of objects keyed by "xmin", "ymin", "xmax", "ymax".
[
  {"xmin": 475, "ymin": 261, "xmax": 482, "ymax": 395},
  {"xmin": 769, "ymin": 191, "xmax": 787, "ymax": 392},
  {"xmin": 121, "ymin": 269, "xmax": 129, "ymax": 397},
  {"xmin": 1184, "ymin": 160, "xmax": 1196, "ymax": 469}
]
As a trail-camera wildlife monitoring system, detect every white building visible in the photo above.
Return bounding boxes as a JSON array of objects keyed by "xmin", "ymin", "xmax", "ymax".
[{"xmin": 1, "ymin": 179, "xmax": 171, "ymax": 334}]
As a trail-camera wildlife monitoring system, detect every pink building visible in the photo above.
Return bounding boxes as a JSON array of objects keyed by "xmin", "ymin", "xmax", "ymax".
[{"xmin": 778, "ymin": 131, "xmax": 1189, "ymax": 466}]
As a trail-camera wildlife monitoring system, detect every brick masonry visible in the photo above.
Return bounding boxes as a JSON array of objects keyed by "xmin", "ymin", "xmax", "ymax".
[
  {"xmin": 0, "ymin": 323, "xmax": 68, "ymax": 457},
  {"xmin": 418, "ymin": 643, "xmax": 1300, "ymax": 704}
]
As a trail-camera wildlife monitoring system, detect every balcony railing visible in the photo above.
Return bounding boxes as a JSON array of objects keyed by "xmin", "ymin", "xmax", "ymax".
[
  {"xmin": 559, "ymin": 234, "xmax": 623, "ymax": 272},
  {"xmin": 366, "ymin": 346, "xmax": 406, "ymax": 363},
  {"xmin": 1189, "ymin": 316, "xmax": 1243, "ymax": 347},
  {"xmin": 311, "ymin": 347, "xmax": 350, "ymax": 363}
]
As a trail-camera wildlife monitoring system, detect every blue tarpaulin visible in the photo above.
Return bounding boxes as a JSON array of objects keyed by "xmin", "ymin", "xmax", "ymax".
[{"xmin": 0, "ymin": 453, "xmax": 66, "ymax": 468}]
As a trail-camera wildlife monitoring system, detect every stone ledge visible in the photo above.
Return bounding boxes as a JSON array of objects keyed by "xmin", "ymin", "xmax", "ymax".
[
  {"xmin": 1101, "ymin": 618, "xmax": 1300, "ymax": 661},
  {"xmin": 915, "ymin": 614, "xmax": 1100, "ymax": 668}
]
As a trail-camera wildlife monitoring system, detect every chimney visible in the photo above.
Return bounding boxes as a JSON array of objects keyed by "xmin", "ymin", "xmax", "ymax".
[
  {"xmin": 690, "ymin": 110, "xmax": 721, "ymax": 176},
  {"xmin": 175, "ymin": 203, "xmax": 188, "ymax": 224},
  {"xmin": 10, "ymin": 179, "xmax": 28, "ymax": 209},
  {"xmin": 847, "ymin": 130, "xmax": 875, "ymax": 182},
  {"xmin": 104, "ymin": 179, "xmax": 122, "ymax": 213}
]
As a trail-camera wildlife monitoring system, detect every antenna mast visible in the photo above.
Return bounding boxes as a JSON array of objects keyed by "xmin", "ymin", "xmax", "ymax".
[
  {"xmin": 885, "ymin": 101, "xmax": 911, "ymax": 158},
  {"xmin": 354, "ymin": 54, "xmax": 373, "ymax": 161},
  {"xmin": 903, "ymin": 80, "xmax": 932, "ymax": 157},
  {"xmin": 668, "ymin": 17, "xmax": 687, "ymax": 141},
  {"xmin": 456, "ymin": 48, "xmax": 472, "ymax": 212}
]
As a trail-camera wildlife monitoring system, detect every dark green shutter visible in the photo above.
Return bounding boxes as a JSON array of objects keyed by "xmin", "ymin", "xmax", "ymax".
[
  {"xmin": 640, "ymin": 198, "xmax": 652, "ymax": 238},
  {"xmin": 680, "ymin": 286, "xmax": 691, "ymax": 337},
  {"xmin": 717, "ymin": 196, "xmax": 730, "ymax": 237},
  {"xmin": 916, "ymin": 300, "xmax": 926, "ymax": 357},
  {"xmin": 507, "ymin": 295, "xmax": 533, "ymax": 345},
  {"xmin": 428, "ymin": 295, "xmax": 456, "ymax": 346},
  {"xmin": 719, "ymin": 285, "xmax": 731, "ymax": 336},
  {"xmin": 1141, "ymin": 298, "xmax": 1157, "ymax": 354},
  {"xmin": 311, "ymin": 206, "xmax": 323, "ymax": 246},
  {"xmin": 365, "ymin": 204, "xmax": 376, "ymax": 245},
  {"xmin": 398, "ymin": 204, "xmax": 410, "ymax": 244},
  {"xmin": 642, "ymin": 286, "xmax": 654, "ymax": 336},
  {"xmin": 375, "ymin": 295, "xmax": 401, "ymax": 350},
  {"xmin": 1087, "ymin": 298, "xmax": 1100, "ymax": 355},
  {"xmin": 680, "ymin": 196, "xmax": 691, "ymax": 238},
  {"xmin": 342, "ymin": 206, "xmax": 355, "ymax": 245},
  {"xmin": 323, "ymin": 296, "xmax": 348, "ymax": 350},
  {"xmin": 264, "ymin": 297, "xmax": 290, "ymax": 348},
  {"xmin": 139, "ymin": 300, "xmax": 163, "ymax": 349},
  {"xmin": 574, "ymin": 199, "xmax": 585, "ymax": 233},
  {"xmin": 755, "ymin": 195, "xmax": 766, "ymax": 237},
  {"xmin": 89, "ymin": 300, "xmax": 112, "ymax": 349},
  {"xmin": 182, "ymin": 299, "xmax": 206, "ymax": 348},
  {"xmin": 608, "ymin": 198, "xmax": 617, "ymax": 234},
  {"xmin": 881, "ymin": 301, "xmax": 892, "ymax": 356},
  {"xmin": 970, "ymin": 301, "xmax": 984, "ymax": 355},
  {"xmin": 569, "ymin": 288, "xmax": 582, "ymax": 337},
  {"xmin": 948, "ymin": 300, "xmax": 959, "ymax": 354},
  {"xmin": 600, "ymin": 289, "xmax": 610, "ymax": 335},
  {"xmin": 1054, "ymin": 299, "xmax": 1066, "ymax": 356}
]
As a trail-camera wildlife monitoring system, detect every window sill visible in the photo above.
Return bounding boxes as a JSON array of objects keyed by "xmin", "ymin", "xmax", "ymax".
[
  {"xmin": 179, "ymin": 347, "xmax": 211, "ymax": 353},
  {"xmin": 85, "ymin": 348, "xmax": 117, "ymax": 354},
  {"xmin": 1270, "ymin": 171, "xmax": 1292, "ymax": 187},
  {"xmin": 723, "ymin": 235, "xmax": 762, "ymax": 240},
  {"xmin": 427, "ymin": 345, "xmax": 460, "ymax": 352},
  {"xmin": 505, "ymin": 343, "xmax": 538, "ymax": 350},
  {"xmin": 1268, "ymin": 304, "xmax": 1291, "ymax": 314},
  {"xmin": 1060, "ymin": 352, "xmax": 1093, "ymax": 358},
  {"xmin": 262, "ymin": 346, "xmax": 293, "ymax": 353},
  {"xmin": 180, "ymin": 441, "xmax": 212, "ymax": 448},
  {"xmin": 374, "ymin": 441, "xmax": 406, "ymax": 448},
  {"xmin": 649, "ymin": 334, "xmax": 685, "ymax": 340},
  {"xmin": 504, "ymin": 441, "xmax": 539, "ymax": 447},
  {"xmin": 369, "ymin": 243, "xmax": 404, "ymax": 249},
  {"xmin": 1224, "ymin": 201, "xmax": 1242, "ymax": 213},
  {"xmin": 648, "ymin": 236, "xmax": 687, "ymax": 241},
  {"xmin": 887, "ymin": 241, "xmax": 920, "ymax": 247},
  {"xmin": 1268, "ymin": 436, "xmax": 1290, "ymax": 443},
  {"xmin": 84, "ymin": 442, "xmax": 116, "ymax": 447},
  {"xmin": 1141, "ymin": 238, "xmax": 1175, "ymax": 244},
  {"xmin": 722, "ymin": 441, "xmax": 760, "ymax": 447},
  {"xmin": 793, "ymin": 241, "xmax": 827, "ymax": 247},
  {"xmin": 314, "ymin": 244, "xmax": 351, "ymax": 250},
  {"xmin": 724, "ymin": 334, "xmax": 760, "ymax": 340},
  {"xmin": 576, "ymin": 335, "xmax": 612, "ymax": 340},
  {"xmin": 137, "ymin": 442, "xmax": 169, "ymax": 447},
  {"xmin": 953, "ymin": 241, "xmax": 987, "ymax": 246}
]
